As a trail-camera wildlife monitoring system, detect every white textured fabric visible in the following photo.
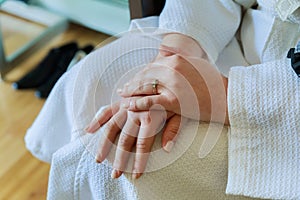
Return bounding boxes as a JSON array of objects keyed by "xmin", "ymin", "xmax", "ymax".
[
  {"xmin": 227, "ymin": 1, "xmax": 300, "ymax": 199},
  {"xmin": 28, "ymin": 34, "xmax": 253, "ymax": 200},
  {"xmin": 227, "ymin": 58, "xmax": 300, "ymax": 200},
  {"xmin": 24, "ymin": 0, "xmax": 300, "ymax": 199},
  {"xmin": 159, "ymin": 0, "xmax": 241, "ymax": 63}
]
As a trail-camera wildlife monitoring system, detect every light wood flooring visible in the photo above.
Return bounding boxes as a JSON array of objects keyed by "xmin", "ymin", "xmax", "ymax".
[{"xmin": 0, "ymin": 20, "xmax": 109, "ymax": 199}]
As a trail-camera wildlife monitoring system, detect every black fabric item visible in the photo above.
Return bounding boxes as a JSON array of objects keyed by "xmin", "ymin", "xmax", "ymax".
[
  {"xmin": 12, "ymin": 42, "xmax": 78, "ymax": 89},
  {"xmin": 35, "ymin": 44, "xmax": 79, "ymax": 98},
  {"xmin": 16, "ymin": 0, "xmax": 30, "ymax": 4},
  {"xmin": 35, "ymin": 44, "xmax": 94, "ymax": 98},
  {"xmin": 287, "ymin": 48, "xmax": 300, "ymax": 77},
  {"xmin": 81, "ymin": 44, "xmax": 94, "ymax": 54}
]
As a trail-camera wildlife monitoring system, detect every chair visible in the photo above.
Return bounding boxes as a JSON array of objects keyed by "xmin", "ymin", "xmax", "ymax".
[
  {"xmin": 129, "ymin": 0, "xmax": 165, "ymax": 19},
  {"xmin": 0, "ymin": 0, "xmax": 67, "ymax": 79}
]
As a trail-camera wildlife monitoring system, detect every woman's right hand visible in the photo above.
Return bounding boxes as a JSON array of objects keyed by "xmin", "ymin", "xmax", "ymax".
[
  {"xmin": 118, "ymin": 51, "xmax": 229, "ymax": 125},
  {"xmin": 115, "ymin": 33, "xmax": 229, "ymax": 124}
]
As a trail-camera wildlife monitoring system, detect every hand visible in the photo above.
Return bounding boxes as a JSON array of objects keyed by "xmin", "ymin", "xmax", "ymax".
[
  {"xmin": 118, "ymin": 51, "xmax": 229, "ymax": 125},
  {"xmin": 85, "ymin": 102, "xmax": 186, "ymax": 179}
]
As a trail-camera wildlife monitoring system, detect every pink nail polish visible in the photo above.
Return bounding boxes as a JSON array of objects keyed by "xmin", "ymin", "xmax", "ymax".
[
  {"xmin": 111, "ymin": 169, "xmax": 118, "ymax": 179},
  {"xmin": 132, "ymin": 173, "xmax": 141, "ymax": 180},
  {"xmin": 95, "ymin": 154, "xmax": 103, "ymax": 163},
  {"xmin": 163, "ymin": 141, "xmax": 174, "ymax": 153},
  {"xmin": 111, "ymin": 169, "xmax": 122, "ymax": 179}
]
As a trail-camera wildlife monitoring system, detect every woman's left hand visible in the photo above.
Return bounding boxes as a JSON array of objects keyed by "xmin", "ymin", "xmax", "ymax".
[{"xmin": 85, "ymin": 102, "xmax": 186, "ymax": 179}]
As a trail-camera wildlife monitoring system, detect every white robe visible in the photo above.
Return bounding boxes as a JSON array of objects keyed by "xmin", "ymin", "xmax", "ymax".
[{"xmin": 25, "ymin": 0, "xmax": 300, "ymax": 199}]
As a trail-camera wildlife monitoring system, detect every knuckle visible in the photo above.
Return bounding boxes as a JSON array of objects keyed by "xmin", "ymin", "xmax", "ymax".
[
  {"xmin": 100, "ymin": 107, "xmax": 110, "ymax": 116},
  {"xmin": 138, "ymin": 80, "xmax": 144, "ymax": 92},
  {"xmin": 171, "ymin": 54, "xmax": 181, "ymax": 61},
  {"xmin": 143, "ymin": 97, "xmax": 152, "ymax": 108},
  {"xmin": 128, "ymin": 112, "xmax": 141, "ymax": 125},
  {"xmin": 104, "ymin": 121, "xmax": 115, "ymax": 133},
  {"xmin": 136, "ymin": 139, "xmax": 149, "ymax": 151},
  {"xmin": 169, "ymin": 95, "xmax": 178, "ymax": 106},
  {"xmin": 167, "ymin": 125, "xmax": 179, "ymax": 136},
  {"xmin": 142, "ymin": 114, "xmax": 151, "ymax": 125},
  {"xmin": 102, "ymin": 124, "xmax": 116, "ymax": 142},
  {"xmin": 170, "ymin": 54, "xmax": 181, "ymax": 67},
  {"xmin": 134, "ymin": 80, "xmax": 144, "ymax": 92},
  {"xmin": 118, "ymin": 135, "xmax": 133, "ymax": 149},
  {"xmin": 132, "ymin": 85, "xmax": 140, "ymax": 94}
]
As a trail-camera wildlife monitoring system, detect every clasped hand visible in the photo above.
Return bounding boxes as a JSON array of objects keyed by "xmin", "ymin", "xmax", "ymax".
[{"xmin": 85, "ymin": 35, "xmax": 229, "ymax": 179}]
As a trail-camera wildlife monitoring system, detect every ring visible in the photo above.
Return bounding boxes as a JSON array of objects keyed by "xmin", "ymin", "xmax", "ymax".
[{"xmin": 152, "ymin": 79, "xmax": 159, "ymax": 94}]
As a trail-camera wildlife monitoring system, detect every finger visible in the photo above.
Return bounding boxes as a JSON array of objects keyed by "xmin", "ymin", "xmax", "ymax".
[
  {"xmin": 162, "ymin": 115, "xmax": 187, "ymax": 153},
  {"xmin": 85, "ymin": 102, "xmax": 120, "ymax": 133},
  {"xmin": 125, "ymin": 95, "xmax": 173, "ymax": 113},
  {"xmin": 111, "ymin": 119, "xmax": 139, "ymax": 179},
  {"xmin": 159, "ymin": 44, "xmax": 180, "ymax": 57},
  {"xmin": 96, "ymin": 102, "xmax": 120, "ymax": 126},
  {"xmin": 118, "ymin": 79, "xmax": 161, "ymax": 97},
  {"xmin": 132, "ymin": 135, "xmax": 156, "ymax": 179},
  {"xmin": 132, "ymin": 113, "xmax": 163, "ymax": 179},
  {"xmin": 96, "ymin": 109, "xmax": 127, "ymax": 163}
]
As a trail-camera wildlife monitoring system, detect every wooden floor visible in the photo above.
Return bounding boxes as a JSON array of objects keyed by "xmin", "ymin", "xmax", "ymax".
[{"xmin": 0, "ymin": 23, "xmax": 109, "ymax": 200}]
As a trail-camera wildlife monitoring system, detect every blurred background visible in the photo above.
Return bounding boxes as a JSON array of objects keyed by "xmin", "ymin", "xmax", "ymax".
[{"xmin": 0, "ymin": 0, "xmax": 129, "ymax": 199}]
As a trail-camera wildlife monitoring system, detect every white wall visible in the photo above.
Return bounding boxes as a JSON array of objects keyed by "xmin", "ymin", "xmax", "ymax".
[{"xmin": 31, "ymin": 0, "xmax": 131, "ymax": 35}]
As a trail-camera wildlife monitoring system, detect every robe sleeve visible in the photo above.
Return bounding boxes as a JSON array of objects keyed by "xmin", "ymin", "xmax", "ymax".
[
  {"xmin": 226, "ymin": 58, "xmax": 300, "ymax": 199},
  {"xmin": 159, "ymin": 0, "xmax": 241, "ymax": 62}
]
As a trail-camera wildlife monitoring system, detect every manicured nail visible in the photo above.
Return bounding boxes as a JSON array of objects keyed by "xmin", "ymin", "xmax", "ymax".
[
  {"xmin": 121, "ymin": 100, "xmax": 129, "ymax": 108},
  {"xmin": 95, "ymin": 154, "xmax": 103, "ymax": 163},
  {"xmin": 132, "ymin": 172, "xmax": 142, "ymax": 180},
  {"xmin": 111, "ymin": 169, "xmax": 122, "ymax": 179},
  {"xmin": 117, "ymin": 88, "xmax": 122, "ymax": 94},
  {"xmin": 111, "ymin": 169, "xmax": 118, "ymax": 179},
  {"xmin": 163, "ymin": 141, "xmax": 174, "ymax": 153},
  {"xmin": 85, "ymin": 119, "xmax": 100, "ymax": 133}
]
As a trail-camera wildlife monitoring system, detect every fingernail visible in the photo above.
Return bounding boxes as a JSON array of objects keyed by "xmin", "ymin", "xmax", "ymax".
[
  {"xmin": 121, "ymin": 100, "xmax": 129, "ymax": 108},
  {"xmin": 111, "ymin": 169, "xmax": 122, "ymax": 179},
  {"xmin": 85, "ymin": 119, "xmax": 100, "ymax": 133},
  {"xmin": 117, "ymin": 88, "xmax": 122, "ymax": 94},
  {"xmin": 163, "ymin": 141, "xmax": 174, "ymax": 153},
  {"xmin": 129, "ymin": 99, "xmax": 135, "ymax": 109},
  {"xmin": 111, "ymin": 169, "xmax": 118, "ymax": 179},
  {"xmin": 132, "ymin": 173, "xmax": 141, "ymax": 180},
  {"xmin": 95, "ymin": 154, "xmax": 103, "ymax": 163}
]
